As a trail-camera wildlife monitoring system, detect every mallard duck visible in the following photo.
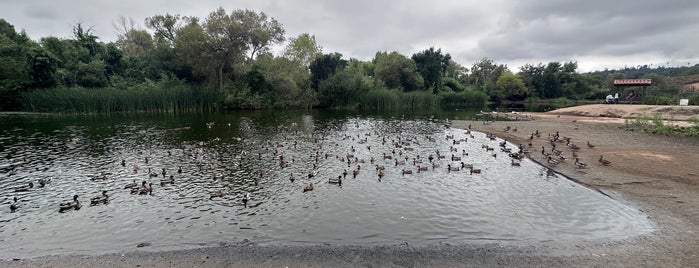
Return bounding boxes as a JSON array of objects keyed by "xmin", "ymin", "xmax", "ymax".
[
  {"xmin": 329, "ymin": 176, "xmax": 342, "ymax": 185},
  {"xmin": 378, "ymin": 169, "xmax": 385, "ymax": 179},
  {"xmin": 575, "ymin": 158, "xmax": 588, "ymax": 169},
  {"xmin": 547, "ymin": 156, "xmax": 560, "ymax": 166},
  {"xmin": 451, "ymin": 154, "xmax": 461, "ymax": 161},
  {"xmin": 470, "ymin": 168, "xmax": 482, "ymax": 174},
  {"xmin": 461, "ymin": 162, "xmax": 473, "ymax": 169},
  {"xmin": 599, "ymin": 155, "xmax": 612, "ymax": 166},
  {"xmin": 303, "ymin": 183, "xmax": 314, "ymax": 193},
  {"xmin": 242, "ymin": 192, "xmax": 251, "ymax": 206},
  {"xmin": 177, "ymin": 166, "xmax": 182, "ymax": 174},
  {"xmin": 352, "ymin": 168, "xmax": 360, "ymax": 178},
  {"xmin": 402, "ymin": 169, "xmax": 413, "ymax": 175},
  {"xmin": 90, "ymin": 172, "xmax": 109, "ymax": 181},
  {"xmin": 210, "ymin": 189, "xmax": 225, "ymax": 199},
  {"xmin": 587, "ymin": 141, "xmax": 595, "ymax": 148},
  {"xmin": 38, "ymin": 178, "xmax": 51, "ymax": 187},
  {"xmin": 59, "ymin": 195, "xmax": 81, "ymax": 213},
  {"xmin": 10, "ymin": 197, "xmax": 19, "ymax": 213},
  {"xmin": 121, "ymin": 159, "xmax": 126, "ymax": 167},
  {"xmin": 124, "ymin": 179, "xmax": 138, "ymax": 189},
  {"xmin": 289, "ymin": 173, "xmax": 295, "ymax": 183},
  {"xmin": 417, "ymin": 165, "xmax": 429, "ymax": 172},
  {"xmin": 90, "ymin": 190, "xmax": 109, "ymax": 205},
  {"xmin": 160, "ymin": 175, "xmax": 174, "ymax": 185},
  {"xmin": 148, "ymin": 168, "xmax": 158, "ymax": 178},
  {"xmin": 431, "ymin": 162, "xmax": 440, "ymax": 169},
  {"xmin": 139, "ymin": 183, "xmax": 153, "ymax": 195},
  {"xmin": 447, "ymin": 164, "xmax": 460, "ymax": 172},
  {"xmin": 14, "ymin": 182, "xmax": 33, "ymax": 192}
]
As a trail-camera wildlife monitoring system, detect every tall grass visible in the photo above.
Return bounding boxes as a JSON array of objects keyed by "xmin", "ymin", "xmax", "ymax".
[
  {"xmin": 625, "ymin": 113, "xmax": 699, "ymax": 137},
  {"xmin": 439, "ymin": 90, "xmax": 487, "ymax": 108},
  {"xmin": 22, "ymin": 78, "xmax": 219, "ymax": 114}
]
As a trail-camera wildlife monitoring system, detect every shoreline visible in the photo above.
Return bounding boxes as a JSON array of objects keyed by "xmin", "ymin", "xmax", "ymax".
[{"xmin": 3, "ymin": 104, "xmax": 698, "ymax": 267}]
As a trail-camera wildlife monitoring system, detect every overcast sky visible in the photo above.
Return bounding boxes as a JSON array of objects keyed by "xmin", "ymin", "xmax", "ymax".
[{"xmin": 2, "ymin": 0, "xmax": 698, "ymax": 72}]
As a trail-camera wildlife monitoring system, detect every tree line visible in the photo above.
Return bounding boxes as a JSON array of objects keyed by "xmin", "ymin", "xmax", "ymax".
[{"xmin": 1, "ymin": 7, "xmax": 697, "ymax": 113}]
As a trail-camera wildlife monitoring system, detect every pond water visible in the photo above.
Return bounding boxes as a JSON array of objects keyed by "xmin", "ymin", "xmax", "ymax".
[{"xmin": 0, "ymin": 111, "xmax": 653, "ymax": 258}]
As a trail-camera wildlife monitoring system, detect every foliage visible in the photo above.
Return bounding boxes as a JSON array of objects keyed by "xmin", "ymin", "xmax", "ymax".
[
  {"xmin": 316, "ymin": 67, "xmax": 372, "ymax": 108},
  {"xmin": 309, "ymin": 52, "xmax": 347, "ymax": 90},
  {"xmin": 411, "ymin": 47, "xmax": 451, "ymax": 93},
  {"xmin": 283, "ymin": 33, "xmax": 322, "ymax": 68},
  {"xmin": 496, "ymin": 72, "xmax": 528, "ymax": 101},
  {"xmin": 22, "ymin": 76, "xmax": 218, "ymax": 113},
  {"xmin": 373, "ymin": 51, "xmax": 423, "ymax": 92},
  {"xmin": 625, "ymin": 113, "xmax": 699, "ymax": 137}
]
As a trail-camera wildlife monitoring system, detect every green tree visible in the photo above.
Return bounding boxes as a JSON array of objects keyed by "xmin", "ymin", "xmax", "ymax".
[
  {"xmin": 469, "ymin": 58, "xmax": 508, "ymax": 90},
  {"xmin": 26, "ymin": 46, "xmax": 59, "ymax": 88},
  {"xmin": 309, "ymin": 52, "xmax": 346, "ymax": 90},
  {"xmin": 411, "ymin": 47, "xmax": 451, "ymax": 93},
  {"xmin": 145, "ymin": 14, "xmax": 182, "ymax": 44},
  {"xmin": 373, "ymin": 51, "xmax": 423, "ymax": 92},
  {"xmin": 496, "ymin": 72, "xmax": 528, "ymax": 101},
  {"xmin": 283, "ymin": 33, "xmax": 322, "ymax": 68}
]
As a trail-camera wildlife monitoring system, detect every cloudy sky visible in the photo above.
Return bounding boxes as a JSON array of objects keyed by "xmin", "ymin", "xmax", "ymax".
[{"xmin": 2, "ymin": 0, "xmax": 698, "ymax": 72}]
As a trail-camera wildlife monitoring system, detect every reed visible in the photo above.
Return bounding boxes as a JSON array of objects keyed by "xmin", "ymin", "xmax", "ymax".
[
  {"xmin": 439, "ymin": 90, "xmax": 488, "ymax": 108},
  {"xmin": 22, "ymin": 78, "xmax": 219, "ymax": 114},
  {"xmin": 360, "ymin": 88, "xmax": 400, "ymax": 110}
]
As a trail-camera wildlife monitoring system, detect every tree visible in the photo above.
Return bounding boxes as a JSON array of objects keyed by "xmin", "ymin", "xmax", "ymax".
[
  {"xmin": 309, "ymin": 52, "xmax": 346, "ymax": 90},
  {"xmin": 411, "ymin": 47, "xmax": 451, "ymax": 93},
  {"xmin": 373, "ymin": 51, "xmax": 423, "ymax": 92},
  {"xmin": 469, "ymin": 58, "xmax": 508, "ymax": 90},
  {"xmin": 26, "ymin": 46, "xmax": 58, "ymax": 88},
  {"xmin": 496, "ymin": 72, "xmax": 528, "ymax": 101},
  {"xmin": 173, "ymin": 7, "xmax": 286, "ymax": 90},
  {"xmin": 283, "ymin": 33, "xmax": 322, "ymax": 68},
  {"xmin": 232, "ymin": 9, "xmax": 285, "ymax": 59},
  {"xmin": 145, "ymin": 14, "xmax": 183, "ymax": 44}
]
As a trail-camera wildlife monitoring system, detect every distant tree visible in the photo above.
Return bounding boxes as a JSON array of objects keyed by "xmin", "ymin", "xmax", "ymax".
[
  {"xmin": 372, "ymin": 51, "xmax": 423, "ymax": 92},
  {"xmin": 496, "ymin": 72, "xmax": 528, "ymax": 101},
  {"xmin": 145, "ymin": 14, "xmax": 183, "ymax": 44},
  {"xmin": 411, "ymin": 47, "xmax": 451, "ymax": 93},
  {"xmin": 309, "ymin": 52, "xmax": 346, "ymax": 90},
  {"xmin": 283, "ymin": 33, "xmax": 322, "ymax": 68},
  {"xmin": 469, "ymin": 58, "xmax": 508, "ymax": 89},
  {"xmin": 26, "ymin": 46, "xmax": 59, "ymax": 88}
]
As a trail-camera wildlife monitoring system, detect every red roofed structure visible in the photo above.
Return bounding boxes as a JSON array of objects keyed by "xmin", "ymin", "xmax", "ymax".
[
  {"xmin": 613, "ymin": 79, "xmax": 652, "ymax": 86},
  {"xmin": 613, "ymin": 79, "xmax": 652, "ymax": 104}
]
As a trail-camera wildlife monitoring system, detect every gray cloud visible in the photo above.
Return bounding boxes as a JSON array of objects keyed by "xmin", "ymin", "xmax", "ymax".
[{"xmin": 1, "ymin": 0, "xmax": 697, "ymax": 71}]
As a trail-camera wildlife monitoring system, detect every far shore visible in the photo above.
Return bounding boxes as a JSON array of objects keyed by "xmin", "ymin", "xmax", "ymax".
[{"xmin": 3, "ymin": 104, "xmax": 698, "ymax": 268}]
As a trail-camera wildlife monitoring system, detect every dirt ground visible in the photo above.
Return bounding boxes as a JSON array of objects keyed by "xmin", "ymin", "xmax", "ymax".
[{"xmin": 3, "ymin": 104, "xmax": 698, "ymax": 267}]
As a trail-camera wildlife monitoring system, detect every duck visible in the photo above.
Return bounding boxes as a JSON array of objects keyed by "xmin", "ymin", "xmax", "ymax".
[
  {"xmin": 90, "ymin": 190, "xmax": 109, "ymax": 205},
  {"xmin": 599, "ymin": 155, "xmax": 612, "ymax": 166},
  {"xmin": 575, "ymin": 158, "xmax": 588, "ymax": 169},
  {"xmin": 289, "ymin": 173, "xmax": 295, "ymax": 183},
  {"xmin": 121, "ymin": 159, "xmax": 126, "ymax": 167},
  {"xmin": 10, "ymin": 197, "xmax": 19, "ymax": 213},
  {"xmin": 447, "ymin": 164, "xmax": 460, "ymax": 172},
  {"xmin": 417, "ymin": 165, "xmax": 429, "ymax": 172},
  {"xmin": 461, "ymin": 162, "xmax": 473, "ymax": 169},
  {"xmin": 402, "ymin": 169, "xmax": 413, "ymax": 175},
  {"xmin": 210, "ymin": 189, "xmax": 225, "ymax": 199},
  {"xmin": 91, "ymin": 172, "xmax": 109, "ymax": 180},
  {"xmin": 547, "ymin": 156, "xmax": 560, "ymax": 166},
  {"xmin": 124, "ymin": 179, "xmax": 138, "ymax": 189},
  {"xmin": 329, "ymin": 176, "xmax": 342, "ymax": 185},
  {"xmin": 38, "ymin": 178, "xmax": 52, "ymax": 187},
  {"xmin": 14, "ymin": 182, "xmax": 33, "ymax": 192},
  {"xmin": 139, "ymin": 183, "xmax": 153, "ymax": 195},
  {"xmin": 242, "ymin": 192, "xmax": 251, "ymax": 206},
  {"xmin": 470, "ymin": 168, "xmax": 482, "ymax": 174},
  {"xmin": 160, "ymin": 175, "xmax": 175, "ymax": 185},
  {"xmin": 587, "ymin": 141, "xmax": 595, "ymax": 148},
  {"xmin": 177, "ymin": 166, "xmax": 183, "ymax": 174},
  {"xmin": 511, "ymin": 159, "xmax": 521, "ymax": 166},
  {"xmin": 451, "ymin": 154, "xmax": 461, "ymax": 161},
  {"xmin": 148, "ymin": 168, "xmax": 158, "ymax": 178},
  {"xmin": 303, "ymin": 183, "xmax": 314, "ymax": 193},
  {"xmin": 59, "ymin": 195, "xmax": 81, "ymax": 213}
]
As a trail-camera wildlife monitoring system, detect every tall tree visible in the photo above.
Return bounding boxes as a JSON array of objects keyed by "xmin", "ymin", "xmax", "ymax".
[
  {"xmin": 372, "ymin": 51, "xmax": 423, "ymax": 92},
  {"xmin": 145, "ymin": 14, "xmax": 182, "ymax": 45},
  {"xmin": 232, "ymin": 9, "xmax": 285, "ymax": 59},
  {"xmin": 496, "ymin": 72, "xmax": 528, "ymax": 101},
  {"xmin": 309, "ymin": 52, "xmax": 346, "ymax": 90},
  {"xmin": 469, "ymin": 58, "xmax": 508, "ymax": 89},
  {"xmin": 411, "ymin": 47, "xmax": 451, "ymax": 93},
  {"xmin": 283, "ymin": 33, "xmax": 322, "ymax": 68}
]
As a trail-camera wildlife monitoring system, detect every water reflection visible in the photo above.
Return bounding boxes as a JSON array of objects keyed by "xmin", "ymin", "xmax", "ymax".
[{"xmin": 0, "ymin": 112, "xmax": 652, "ymax": 258}]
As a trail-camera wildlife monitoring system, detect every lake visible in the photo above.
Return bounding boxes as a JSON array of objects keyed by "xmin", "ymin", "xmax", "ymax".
[{"xmin": 0, "ymin": 110, "xmax": 653, "ymax": 258}]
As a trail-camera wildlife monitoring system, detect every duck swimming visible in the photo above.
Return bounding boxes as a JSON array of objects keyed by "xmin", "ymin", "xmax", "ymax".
[
  {"xmin": 59, "ymin": 195, "xmax": 81, "ymax": 213},
  {"xmin": 242, "ymin": 192, "xmax": 251, "ymax": 206},
  {"xmin": 303, "ymin": 183, "xmax": 314, "ymax": 192},
  {"xmin": 10, "ymin": 197, "xmax": 19, "ymax": 213},
  {"xmin": 14, "ymin": 182, "xmax": 33, "ymax": 192},
  {"xmin": 38, "ymin": 178, "xmax": 51, "ymax": 187},
  {"xmin": 328, "ymin": 176, "xmax": 342, "ymax": 185},
  {"xmin": 90, "ymin": 190, "xmax": 109, "ymax": 205},
  {"xmin": 210, "ymin": 189, "xmax": 225, "ymax": 199},
  {"xmin": 124, "ymin": 179, "xmax": 138, "ymax": 189}
]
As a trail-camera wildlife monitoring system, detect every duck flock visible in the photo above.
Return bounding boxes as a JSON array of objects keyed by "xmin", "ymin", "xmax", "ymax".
[{"xmin": 4, "ymin": 117, "xmax": 577, "ymax": 219}]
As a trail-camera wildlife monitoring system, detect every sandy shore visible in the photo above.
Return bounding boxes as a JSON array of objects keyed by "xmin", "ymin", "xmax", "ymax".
[{"xmin": 3, "ymin": 104, "xmax": 698, "ymax": 267}]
